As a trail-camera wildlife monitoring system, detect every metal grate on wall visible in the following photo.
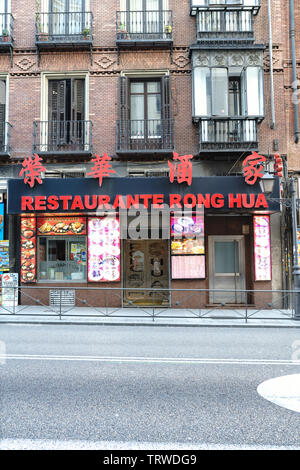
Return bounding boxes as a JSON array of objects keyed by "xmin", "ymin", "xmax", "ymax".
[{"xmin": 50, "ymin": 290, "xmax": 76, "ymax": 307}]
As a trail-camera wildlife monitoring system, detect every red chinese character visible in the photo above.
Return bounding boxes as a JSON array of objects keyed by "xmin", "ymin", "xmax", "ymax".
[
  {"xmin": 19, "ymin": 154, "xmax": 46, "ymax": 188},
  {"xmin": 168, "ymin": 152, "xmax": 194, "ymax": 186},
  {"xmin": 87, "ymin": 153, "xmax": 116, "ymax": 187},
  {"xmin": 243, "ymin": 152, "xmax": 267, "ymax": 185}
]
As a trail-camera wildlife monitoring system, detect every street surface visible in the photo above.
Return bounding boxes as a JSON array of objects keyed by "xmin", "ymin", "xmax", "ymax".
[{"xmin": 0, "ymin": 324, "xmax": 299, "ymax": 449}]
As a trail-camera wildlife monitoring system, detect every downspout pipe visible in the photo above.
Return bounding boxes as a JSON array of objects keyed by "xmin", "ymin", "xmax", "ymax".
[
  {"xmin": 290, "ymin": 0, "xmax": 300, "ymax": 144},
  {"xmin": 268, "ymin": 0, "xmax": 275, "ymax": 129}
]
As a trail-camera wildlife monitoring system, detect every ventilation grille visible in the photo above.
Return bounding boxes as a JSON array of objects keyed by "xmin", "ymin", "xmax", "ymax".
[
  {"xmin": 43, "ymin": 171, "xmax": 85, "ymax": 179},
  {"xmin": 128, "ymin": 168, "xmax": 169, "ymax": 178},
  {"xmin": 50, "ymin": 290, "xmax": 75, "ymax": 307}
]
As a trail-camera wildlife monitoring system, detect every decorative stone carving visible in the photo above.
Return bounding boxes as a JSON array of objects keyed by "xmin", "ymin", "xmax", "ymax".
[
  {"xmin": 193, "ymin": 54, "xmax": 209, "ymax": 67},
  {"xmin": 172, "ymin": 53, "xmax": 190, "ymax": 69},
  {"xmin": 15, "ymin": 57, "xmax": 35, "ymax": 71},
  {"xmin": 192, "ymin": 50, "xmax": 264, "ymax": 69},
  {"xmin": 94, "ymin": 55, "xmax": 116, "ymax": 70},
  {"xmin": 213, "ymin": 54, "xmax": 226, "ymax": 66},
  {"xmin": 230, "ymin": 54, "xmax": 244, "ymax": 66}
]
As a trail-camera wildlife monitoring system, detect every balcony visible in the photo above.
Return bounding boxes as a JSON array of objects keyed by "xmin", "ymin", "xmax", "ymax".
[
  {"xmin": 0, "ymin": 122, "xmax": 12, "ymax": 157},
  {"xmin": 197, "ymin": 9, "xmax": 254, "ymax": 44},
  {"xmin": 190, "ymin": 1, "xmax": 261, "ymax": 16},
  {"xmin": 116, "ymin": 119, "xmax": 175, "ymax": 156},
  {"xmin": 35, "ymin": 12, "xmax": 93, "ymax": 50},
  {"xmin": 33, "ymin": 120, "xmax": 93, "ymax": 158},
  {"xmin": 0, "ymin": 14, "xmax": 14, "ymax": 57},
  {"xmin": 199, "ymin": 117, "xmax": 258, "ymax": 153},
  {"xmin": 116, "ymin": 10, "xmax": 173, "ymax": 48}
]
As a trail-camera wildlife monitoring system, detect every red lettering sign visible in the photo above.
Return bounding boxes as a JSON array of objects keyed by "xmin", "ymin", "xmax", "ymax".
[
  {"xmin": 87, "ymin": 153, "xmax": 116, "ymax": 187},
  {"xmin": 19, "ymin": 154, "xmax": 46, "ymax": 188},
  {"xmin": 168, "ymin": 152, "xmax": 194, "ymax": 186},
  {"xmin": 243, "ymin": 152, "xmax": 267, "ymax": 186}
]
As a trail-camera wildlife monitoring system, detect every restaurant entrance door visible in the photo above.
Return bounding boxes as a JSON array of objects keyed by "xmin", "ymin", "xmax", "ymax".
[{"xmin": 123, "ymin": 240, "xmax": 169, "ymax": 306}]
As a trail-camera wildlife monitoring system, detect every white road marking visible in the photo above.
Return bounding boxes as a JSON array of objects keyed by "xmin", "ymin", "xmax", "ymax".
[
  {"xmin": 1, "ymin": 439, "xmax": 300, "ymax": 450},
  {"xmin": 0, "ymin": 354, "xmax": 300, "ymax": 366},
  {"xmin": 257, "ymin": 374, "xmax": 300, "ymax": 413}
]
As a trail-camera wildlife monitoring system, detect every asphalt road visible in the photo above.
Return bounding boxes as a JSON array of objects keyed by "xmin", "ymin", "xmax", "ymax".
[{"xmin": 0, "ymin": 324, "xmax": 299, "ymax": 449}]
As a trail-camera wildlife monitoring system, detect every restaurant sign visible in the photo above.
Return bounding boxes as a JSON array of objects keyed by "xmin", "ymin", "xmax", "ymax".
[{"xmin": 7, "ymin": 176, "xmax": 281, "ymax": 214}]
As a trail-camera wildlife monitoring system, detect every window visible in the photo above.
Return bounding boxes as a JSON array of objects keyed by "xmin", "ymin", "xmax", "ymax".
[
  {"xmin": 193, "ymin": 66, "xmax": 264, "ymax": 118},
  {"xmin": 130, "ymin": 80, "xmax": 162, "ymax": 137},
  {"xmin": 0, "ymin": 0, "xmax": 10, "ymax": 35},
  {"xmin": 39, "ymin": 237, "xmax": 87, "ymax": 282},
  {"xmin": 48, "ymin": 78, "xmax": 85, "ymax": 147},
  {"xmin": 48, "ymin": 0, "xmax": 87, "ymax": 36},
  {"xmin": 119, "ymin": 75, "xmax": 171, "ymax": 149},
  {"xmin": 120, "ymin": 0, "xmax": 169, "ymax": 36}
]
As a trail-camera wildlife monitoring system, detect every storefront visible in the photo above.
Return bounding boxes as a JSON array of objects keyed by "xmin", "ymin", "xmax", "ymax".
[{"xmin": 7, "ymin": 176, "xmax": 281, "ymax": 308}]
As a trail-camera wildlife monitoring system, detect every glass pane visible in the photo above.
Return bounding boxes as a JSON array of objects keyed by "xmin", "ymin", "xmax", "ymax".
[
  {"xmin": 147, "ymin": 81, "xmax": 160, "ymax": 93},
  {"xmin": 212, "ymin": 68, "xmax": 228, "ymax": 116},
  {"xmin": 0, "ymin": 80, "xmax": 5, "ymax": 105},
  {"xmin": 39, "ymin": 237, "xmax": 87, "ymax": 281},
  {"xmin": 130, "ymin": 94, "xmax": 144, "ymax": 120},
  {"xmin": 52, "ymin": 0, "xmax": 66, "ymax": 13},
  {"xmin": 147, "ymin": 94, "xmax": 161, "ymax": 120},
  {"xmin": 130, "ymin": 0, "xmax": 143, "ymax": 10},
  {"xmin": 214, "ymin": 241, "xmax": 239, "ymax": 274},
  {"xmin": 193, "ymin": 68, "xmax": 210, "ymax": 116},
  {"xmin": 247, "ymin": 67, "xmax": 263, "ymax": 116},
  {"xmin": 146, "ymin": 0, "xmax": 159, "ymax": 10},
  {"xmin": 131, "ymin": 82, "xmax": 144, "ymax": 93},
  {"xmin": 48, "ymin": 239, "xmax": 66, "ymax": 261}
]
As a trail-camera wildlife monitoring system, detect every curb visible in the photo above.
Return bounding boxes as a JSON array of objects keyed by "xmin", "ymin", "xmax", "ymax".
[{"xmin": 1, "ymin": 320, "xmax": 300, "ymax": 328}]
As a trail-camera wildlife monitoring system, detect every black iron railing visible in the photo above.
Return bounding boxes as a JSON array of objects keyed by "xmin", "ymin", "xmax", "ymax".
[
  {"xmin": 116, "ymin": 10, "xmax": 173, "ymax": 42},
  {"xmin": 0, "ymin": 122, "xmax": 12, "ymax": 154},
  {"xmin": 35, "ymin": 11, "xmax": 93, "ymax": 43},
  {"xmin": 0, "ymin": 286, "xmax": 297, "ymax": 322},
  {"xmin": 197, "ymin": 9, "xmax": 254, "ymax": 40},
  {"xmin": 199, "ymin": 117, "xmax": 258, "ymax": 151},
  {"xmin": 190, "ymin": 0, "xmax": 261, "ymax": 15},
  {"xmin": 33, "ymin": 120, "xmax": 93, "ymax": 154},
  {"xmin": 116, "ymin": 119, "xmax": 175, "ymax": 153},
  {"xmin": 0, "ymin": 13, "xmax": 14, "ymax": 45}
]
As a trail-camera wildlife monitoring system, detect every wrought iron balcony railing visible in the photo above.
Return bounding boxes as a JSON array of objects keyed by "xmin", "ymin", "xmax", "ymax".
[
  {"xmin": 199, "ymin": 117, "xmax": 258, "ymax": 152},
  {"xmin": 0, "ymin": 13, "xmax": 14, "ymax": 46},
  {"xmin": 35, "ymin": 11, "xmax": 93, "ymax": 44},
  {"xmin": 197, "ymin": 9, "xmax": 254, "ymax": 42},
  {"xmin": 190, "ymin": 0, "xmax": 261, "ymax": 16},
  {"xmin": 116, "ymin": 119, "xmax": 175, "ymax": 154},
  {"xmin": 116, "ymin": 10, "xmax": 173, "ymax": 44},
  {"xmin": 0, "ymin": 122, "xmax": 12, "ymax": 155},
  {"xmin": 33, "ymin": 120, "xmax": 93, "ymax": 155}
]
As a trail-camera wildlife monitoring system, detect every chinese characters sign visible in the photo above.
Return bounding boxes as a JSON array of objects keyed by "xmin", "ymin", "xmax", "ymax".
[
  {"xmin": 254, "ymin": 216, "xmax": 271, "ymax": 281},
  {"xmin": 243, "ymin": 152, "xmax": 267, "ymax": 186}
]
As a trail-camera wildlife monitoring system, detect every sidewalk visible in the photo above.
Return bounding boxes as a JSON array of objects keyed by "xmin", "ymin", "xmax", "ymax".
[{"xmin": 0, "ymin": 305, "xmax": 299, "ymax": 327}]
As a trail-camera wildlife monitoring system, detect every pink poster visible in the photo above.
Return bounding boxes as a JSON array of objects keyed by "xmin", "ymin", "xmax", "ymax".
[
  {"xmin": 254, "ymin": 216, "xmax": 271, "ymax": 281},
  {"xmin": 88, "ymin": 217, "xmax": 120, "ymax": 282},
  {"xmin": 172, "ymin": 256, "xmax": 206, "ymax": 280}
]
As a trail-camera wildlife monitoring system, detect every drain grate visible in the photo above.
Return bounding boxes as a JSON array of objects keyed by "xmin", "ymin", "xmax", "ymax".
[{"xmin": 50, "ymin": 290, "xmax": 75, "ymax": 307}]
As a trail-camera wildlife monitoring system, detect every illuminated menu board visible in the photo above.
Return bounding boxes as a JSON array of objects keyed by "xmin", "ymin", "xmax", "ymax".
[
  {"xmin": 172, "ymin": 256, "xmax": 206, "ymax": 280},
  {"xmin": 21, "ymin": 217, "xmax": 37, "ymax": 283},
  {"xmin": 171, "ymin": 214, "xmax": 205, "ymax": 279},
  {"xmin": 88, "ymin": 217, "xmax": 121, "ymax": 282},
  {"xmin": 254, "ymin": 216, "xmax": 271, "ymax": 281}
]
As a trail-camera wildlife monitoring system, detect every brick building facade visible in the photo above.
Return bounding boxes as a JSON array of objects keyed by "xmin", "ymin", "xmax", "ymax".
[{"xmin": 0, "ymin": 0, "xmax": 298, "ymax": 308}]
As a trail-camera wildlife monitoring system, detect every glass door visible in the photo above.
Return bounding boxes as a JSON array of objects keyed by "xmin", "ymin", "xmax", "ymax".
[
  {"xmin": 124, "ymin": 240, "xmax": 169, "ymax": 306},
  {"xmin": 130, "ymin": 79, "xmax": 162, "ymax": 147},
  {"xmin": 50, "ymin": 0, "xmax": 84, "ymax": 37},
  {"xmin": 209, "ymin": 236, "xmax": 246, "ymax": 304}
]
